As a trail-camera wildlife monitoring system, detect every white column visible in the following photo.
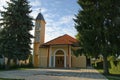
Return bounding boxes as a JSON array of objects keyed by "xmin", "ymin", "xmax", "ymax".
[
  {"xmin": 64, "ymin": 51, "xmax": 67, "ymax": 68},
  {"xmin": 49, "ymin": 46, "xmax": 52, "ymax": 67},
  {"xmin": 53, "ymin": 53, "xmax": 55, "ymax": 67},
  {"xmin": 69, "ymin": 46, "xmax": 71, "ymax": 68}
]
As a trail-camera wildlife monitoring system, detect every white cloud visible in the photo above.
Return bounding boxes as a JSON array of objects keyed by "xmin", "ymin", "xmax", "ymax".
[
  {"xmin": 30, "ymin": 7, "xmax": 47, "ymax": 20},
  {"xmin": 30, "ymin": 10, "xmax": 38, "ymax": 19},
  {"xmin": 0, "ymin": 0, "xmax": 10, "ymax": 11},
  {"xmin": 29, "ymin": 0, "xmax": 41, "ymax": 7},
  {"xmin": 0, "ymin": 0, "xmax": 9, "ymax": 6},
  {"xmin": 45, "ymin": 15, "xmax": 77, "ymax": 42},
  {"xmin": 41, "ymin": 7, "xmax": 47, "ymax": 13},
  {"xmin": 59, "ymin": 15, "xmax": 74, "ymax": 24},
  {"xmin": 59, "ymin": 15, "xmax": 75, "ymax": 24},
  {"xmin": 0, "ymin": 0, "xmax": 77, "ymax": 43},
  {"xmin": 0, "ymin": 0, "xmax": 10, "ymax": 19}
]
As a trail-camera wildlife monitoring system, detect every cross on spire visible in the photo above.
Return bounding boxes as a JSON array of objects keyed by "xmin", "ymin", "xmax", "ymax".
[{"xmin": 39, "ymin": 8, "xmax": 41, "ymax": 13}]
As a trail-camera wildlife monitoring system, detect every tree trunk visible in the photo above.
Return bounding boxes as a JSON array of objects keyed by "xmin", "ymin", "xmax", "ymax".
[
  {"xmin": 5, "ymin": 58, "xmax": 10, "ymax": 70},
  {"xmin": 103, "ymin": 55, "xmax": 109, "ymax": 74}
]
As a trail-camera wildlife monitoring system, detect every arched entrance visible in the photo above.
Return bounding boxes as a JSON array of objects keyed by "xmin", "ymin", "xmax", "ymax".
[{"xmin": 55, "ymin": 50, "xmax": 64, "ymax": 68}]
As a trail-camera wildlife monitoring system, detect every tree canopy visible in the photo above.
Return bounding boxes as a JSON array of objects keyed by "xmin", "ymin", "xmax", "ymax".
[
  {"xmin": 74, "ymin": 0, "xmax": 120, "ymax": 74},
  {"xmin": 0, "ymin": 0, "xmax": 33, "ymax": 64}
]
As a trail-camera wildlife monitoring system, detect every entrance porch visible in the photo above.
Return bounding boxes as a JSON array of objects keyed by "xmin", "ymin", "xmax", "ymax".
[{"xmin": 48, "ymin": 45, "xmax": 71, "ymax": 68}]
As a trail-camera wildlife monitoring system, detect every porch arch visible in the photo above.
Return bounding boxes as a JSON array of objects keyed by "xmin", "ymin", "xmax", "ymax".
[{"xmin": 53, "ymin": 49, "xmax": 66, "ymax": 68}]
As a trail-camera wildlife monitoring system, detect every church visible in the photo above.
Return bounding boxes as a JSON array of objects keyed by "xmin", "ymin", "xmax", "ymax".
[{"xmin": 33, "ymin": 13, "xmax": 87, "ymax": 68}]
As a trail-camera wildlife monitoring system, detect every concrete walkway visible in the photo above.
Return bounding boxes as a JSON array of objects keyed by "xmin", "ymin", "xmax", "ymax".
[{"xmin": 0, "ymin": 68, "xmax": 108, "ymax": 80}]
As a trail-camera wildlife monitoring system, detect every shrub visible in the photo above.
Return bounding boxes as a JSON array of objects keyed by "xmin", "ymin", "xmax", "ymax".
[{"xmin": 95, "ymin": 61, "xmax": 111, "ymax": 69}]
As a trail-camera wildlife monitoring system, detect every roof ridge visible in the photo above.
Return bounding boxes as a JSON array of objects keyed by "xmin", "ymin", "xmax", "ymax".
[
  {"xmin": 42, "ymin": 34, "xmax": 78, "ymax": 45},
  {"xmin": 45, "ymin": 34, "xmax": 66, "ymax": 44},
  {"xmin": 64, "ymin": 34, "xmax": 76, "ymax": 39}
]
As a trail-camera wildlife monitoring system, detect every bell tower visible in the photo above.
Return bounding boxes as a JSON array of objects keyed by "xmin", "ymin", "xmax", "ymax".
[{"xmin": 33, "ymin": 13, "xmax": 46, "ymax": 67}]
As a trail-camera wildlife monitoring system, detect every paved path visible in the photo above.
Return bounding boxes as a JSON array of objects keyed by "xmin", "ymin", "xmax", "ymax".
[{"xmin": 0, "ymin": 68, "xmax": 108, "ymax": 80}]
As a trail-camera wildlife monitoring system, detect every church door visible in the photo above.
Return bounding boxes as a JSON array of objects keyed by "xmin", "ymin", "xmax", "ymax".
[{"xmin": 55, "ymin": 50, "xmax": 64, "ymax": 68}]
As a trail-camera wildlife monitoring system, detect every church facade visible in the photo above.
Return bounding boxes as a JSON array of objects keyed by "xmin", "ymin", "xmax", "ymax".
[{"xmin": 33, "ymin": 13, "xmax": 87, "ymax": 68}]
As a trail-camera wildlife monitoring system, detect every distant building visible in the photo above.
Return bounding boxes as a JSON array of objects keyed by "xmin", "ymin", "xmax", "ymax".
[
  {"xmin": 0, "ymin": 54, "xmax": 30, "ymax": 67},
  {"xmin": 0, "ymin": 55, "xmax": 4, "ymax": 65},
  {"xmin": 33, "ymin": 13, "xmax": 87, "ymax": 68}
]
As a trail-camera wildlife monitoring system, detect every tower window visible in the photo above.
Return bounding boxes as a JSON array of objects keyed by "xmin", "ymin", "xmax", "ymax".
[
  {"xmin": 35, "ymin": 36, "xmax": 40, "ymax": 42},
  {"xmin": 35, "ymin": 31, "xmax": 40, "ymax": 36},
  {"xmin": 35, "ymin": 22, "xmax": 41, "ymax": 30},
  {"xmin": 35, "ymin": 31, "xmax": 40, "ymax": 42}
]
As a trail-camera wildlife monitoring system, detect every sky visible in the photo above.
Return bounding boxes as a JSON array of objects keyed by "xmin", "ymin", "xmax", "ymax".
[{"xmin": 0, "ymin": 0, "xmax": 80, "ymax": 42}]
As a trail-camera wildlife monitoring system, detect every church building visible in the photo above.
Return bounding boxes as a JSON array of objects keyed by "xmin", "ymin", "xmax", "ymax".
[{"xmin": 33, "ymin": 13, "xmax": 87, "ymax": 68}]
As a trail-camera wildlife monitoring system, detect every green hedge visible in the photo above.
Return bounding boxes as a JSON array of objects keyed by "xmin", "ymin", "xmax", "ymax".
[{"xmin": 94, "ymin": 61, "xmax": 111, "ymax": 69}]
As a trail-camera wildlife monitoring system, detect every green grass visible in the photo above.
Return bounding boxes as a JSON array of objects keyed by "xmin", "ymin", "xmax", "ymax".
[
  {"xmin": 105, "ymin": 75, "xmax": 120, "ymax": 80},
  {"xmin": 0, "ymin": 78, "xmax": 24, "ymax": 80},
  {"xmin": 97, "ymin": 69, "xmax": 120, "ymax": 80}
]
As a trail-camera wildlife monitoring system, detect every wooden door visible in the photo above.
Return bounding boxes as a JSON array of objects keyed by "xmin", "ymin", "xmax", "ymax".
[{"xmin": 55, "ymin": 56, "xmax": 64, "ymax": 68}]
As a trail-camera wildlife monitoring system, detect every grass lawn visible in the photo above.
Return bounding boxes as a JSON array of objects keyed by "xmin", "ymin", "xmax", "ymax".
[
  {"xmin": 0, "ymin": 78, "xmax": 24, "ymax": 80},
  {"xmin": 97, "ymin": 69, "xmax": 120, "ymax": 80}
]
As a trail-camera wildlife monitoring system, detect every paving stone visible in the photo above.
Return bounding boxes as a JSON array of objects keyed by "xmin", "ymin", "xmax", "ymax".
[{"xmin": 0, "ymin": 68, "xmax": 108, "ymax": 80}]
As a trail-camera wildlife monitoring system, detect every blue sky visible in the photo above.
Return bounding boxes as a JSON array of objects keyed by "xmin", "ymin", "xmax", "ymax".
[{"xmin": 0, "ymin": 0, "xmax": 80, "ymax": 42}]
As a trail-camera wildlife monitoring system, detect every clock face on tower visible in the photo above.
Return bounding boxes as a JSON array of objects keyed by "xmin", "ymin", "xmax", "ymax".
[{"xmin": 35, "ymin": 22, "xmax": 41, "ymax": 30}]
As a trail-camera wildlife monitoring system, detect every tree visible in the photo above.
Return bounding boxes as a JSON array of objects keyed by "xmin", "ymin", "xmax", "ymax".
[
  {"xmin": 74, "ymin": 0, "xmax": 120, "ymax": 74},
  {"xmin": 0, "ymin": 0, "xmax": 33, "ymax": 68}
]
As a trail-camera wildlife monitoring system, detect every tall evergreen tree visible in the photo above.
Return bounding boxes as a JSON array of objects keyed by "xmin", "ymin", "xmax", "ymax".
[
  {"xmin": 74, "ymin": 0, "xmax": 120, "ymax": 74},
  {"xmin": 0, "ymin": 0, "xmax": 33, "ymax": 67}
]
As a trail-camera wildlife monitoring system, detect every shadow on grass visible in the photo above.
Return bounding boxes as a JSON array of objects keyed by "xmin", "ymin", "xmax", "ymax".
[
  {"xmin": 98, "ymin": 70, "xmax": 120, "ymax": 80},
  {"xmin": 104, "ymin": 74, "xmax": 120, "ymax": 79},
  {"xmin": 0, "ymin": 78, "xmax": 24, "ymax": 80}
]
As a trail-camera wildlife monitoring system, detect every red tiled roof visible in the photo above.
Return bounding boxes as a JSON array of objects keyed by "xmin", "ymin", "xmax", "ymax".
[{"xmin": 43, "ymin": 34, "xmax": 78, "ymax": 45}]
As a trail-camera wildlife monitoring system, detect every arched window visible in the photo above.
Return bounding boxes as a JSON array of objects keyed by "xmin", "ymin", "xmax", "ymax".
[{"xmin": 56, "ymin": 50, "xmax": 64, "ymax": 56}]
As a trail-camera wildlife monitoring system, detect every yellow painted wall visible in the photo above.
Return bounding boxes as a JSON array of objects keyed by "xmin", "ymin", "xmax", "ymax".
[
  {"xmin": 72, "ymin": 55, "xmax": 86, "ymax": 68},
  {"xmin": 39, "ymin": 20, "xmax": 46, "ymax": 45},
  {"xmin": 33, "ymin": 43, "xmax": 40, "ymax": 67},
  {"xmin": 39, "ymin": 47, "xmax": 48, "ymax": 67},
  {"xmin": 38, "ymin": 45, "xmax": 87, "ymax": 68},
  {"xmin": 51, "ymin": 45, "xmax": 69, "ymax": 56}
]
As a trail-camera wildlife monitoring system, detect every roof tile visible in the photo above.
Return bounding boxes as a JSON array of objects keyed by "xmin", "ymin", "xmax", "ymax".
[{"xmin": 43, "ymin": 34, "xmax": 78, "ymax": 45}]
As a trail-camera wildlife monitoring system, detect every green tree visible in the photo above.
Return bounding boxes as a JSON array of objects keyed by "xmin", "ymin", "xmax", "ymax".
[
  {"xmin": 74, "ymin": 0, "xmax": 120, "ymax": 74},
  {"xmin": 0, "ymin": 0, "xmax": 33, "ymax": 68}
]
